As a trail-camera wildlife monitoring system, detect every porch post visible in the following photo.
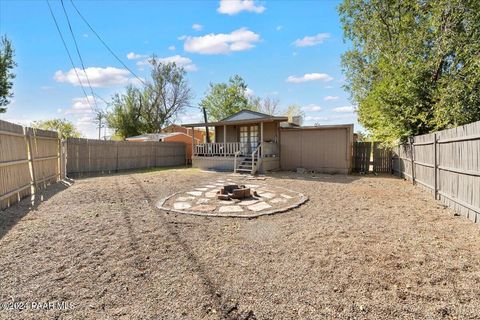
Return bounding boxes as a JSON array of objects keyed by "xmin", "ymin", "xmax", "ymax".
[
  {"xmin": 223, "ymin": 125, "xmax": 227, "ymax": 157},
  {"xmin": 260, "ymin": 122, "xmax": 264, "ymax": 158},
  {"xmin": 191, "ymin": 127, "xmax": 195, "ymax": 158}
]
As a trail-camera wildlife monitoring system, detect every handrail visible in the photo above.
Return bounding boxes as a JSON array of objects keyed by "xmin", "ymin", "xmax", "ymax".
[
  {"xmin": 233, "ymin": 150, "xmax": 241, "ymax": 173},
  {"xmin": 251, "ymin": 143, "xmax": 262, "ymax": 174}
]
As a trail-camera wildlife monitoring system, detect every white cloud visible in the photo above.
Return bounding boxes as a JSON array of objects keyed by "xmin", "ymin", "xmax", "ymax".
[
  {"xmin": 137, "ymin": 55, "xmax": 197, "ymax": 72},
  {"xmin": 64, "ymin": 96, "xmax": 99, "ymax": 115},
  {"xmin": 293, "ymin": 33, "xmax": 330, "ymax": 47},
  {"xmin": 192, "ymin": 23, "xmax": 203, "ymax": 31},
  {"xmin": 276, "ymin": 25, "xmax": 283, "ymax": 31},
  {"xmin": 168, "ymin": 45, "xmax": 176, "ymax": 51},
  {"xmin": 302, "ymin": 104, "xmax": 322, "ymax": 112},
  {"xmin": 286, "ymin": 73, "xmax": 333, "ymax": 83},
  {"xmin": 217, "ymin": 0, "xmax": 265, "ymax": 15},
  {"xmin": 183, "ymin": 28, "xmax": 260, "ymax": 55},
  {"xmin": 158, "ymin": 55, "xmax": 197, "ymax": 72},
  {"xmin": 82, "ymin": 33, "xmax": 88, "ymax": 38},
  {"xmin": 323, "ymin": 95, "xmax": 339, "ymax": 101},
  {"xmin": 332, "ymin": 106, "xmax": 356, "ymax": 113},
  {"xmin": 245, "ymin": 87, "xmax": 255, "ymax": 97},
  {"xmin": 179, "ymin": 112, "xmax": 203, "ymax": 124},
  {"xmin": 54, "ymin": 67, "xmax": 131, "ymax": 88},
  {"xmin": 305, "ymin": 115, "xmax": 328, "ymax": 122},
  {"xmin": 126, "ymin": 52, "xmax": 145, "ymax": 60}
]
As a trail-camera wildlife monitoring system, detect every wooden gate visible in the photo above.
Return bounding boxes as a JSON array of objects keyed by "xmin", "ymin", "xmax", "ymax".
[
  {"xmin": 353, "ymin": 142, "xmax": 371, "ymax": 173},
  {"xmin": 353, "ymin": 141, "xmax": 392, "ymax": 173},
  {"xmin": 373, "ymin": 142, "xmax": 392, "ymax": 173}
]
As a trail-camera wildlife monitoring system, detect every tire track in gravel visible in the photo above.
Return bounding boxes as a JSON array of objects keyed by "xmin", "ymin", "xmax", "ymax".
[
  {"xmin": 114, "ymin": 178, "xmax": 148, "ymax": 272},
  {"xmin": 127, "ymin": 174, "xmax": 256, "ymax": 320}
]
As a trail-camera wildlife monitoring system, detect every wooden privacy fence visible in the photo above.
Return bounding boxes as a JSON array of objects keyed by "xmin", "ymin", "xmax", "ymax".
[
  {"xmin": 392, "ymin": 120, "xmax": 480, "ymax": 224},
  {"xmin": 353, "ymin": 141, "xmax": 392, "ymax": 173},
  {"xmin": 0, "ymin": 120, "xmax": 63, "ymax": 210},
  {"xmin": 66, "ymin": 138, "xmax": 186, "ymax": 177}
]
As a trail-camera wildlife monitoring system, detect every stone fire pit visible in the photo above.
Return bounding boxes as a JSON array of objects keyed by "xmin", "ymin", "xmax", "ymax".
[
  {"xmin": 156, "ymin": 177, "xmax": 308, "ymax": 218},
  {"xmin": 217, "ymin": 184, "xmax": 255, "ymax": 200}
]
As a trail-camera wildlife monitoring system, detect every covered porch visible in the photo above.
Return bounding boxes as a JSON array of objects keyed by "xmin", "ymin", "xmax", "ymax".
[{"xmin": 183, "ymin": 110, "xmax": 288, "ymax": 174}]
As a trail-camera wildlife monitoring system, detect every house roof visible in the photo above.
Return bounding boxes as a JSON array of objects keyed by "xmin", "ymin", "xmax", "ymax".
[{"xmin": 182, "ymin": 109, "xmax": 288, "ymax": 127}]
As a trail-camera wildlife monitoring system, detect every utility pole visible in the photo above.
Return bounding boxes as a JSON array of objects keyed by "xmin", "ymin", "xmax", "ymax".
[
  {"xmin": 202, "ymin": 107, "xmax": 210, "ymax": 143},
  {"xmin": 98, "ymin": 114, "xmax": 102, "ymax": 140}
]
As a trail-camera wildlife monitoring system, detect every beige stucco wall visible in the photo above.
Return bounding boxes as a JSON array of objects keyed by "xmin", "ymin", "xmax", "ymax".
[
  {"xmin": 192, "ymin": 156, "xmax": 280, "ymax": 173},
  {"xmin": 280, "ymin": 125, "xmax": 353, "ymax": 174}
]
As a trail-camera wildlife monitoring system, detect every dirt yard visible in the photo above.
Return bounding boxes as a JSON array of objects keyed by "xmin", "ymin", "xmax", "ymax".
[{"xmin": 1, "ymin": 168, "xmax": 479, "ymax": 319}]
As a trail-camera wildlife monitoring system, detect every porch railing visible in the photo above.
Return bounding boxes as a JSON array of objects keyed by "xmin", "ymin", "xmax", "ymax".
[
  {"xmin": 194, "ymin": 142, "xmax": 241, "ymax": 156},
  {"xmin": 194, "ymin": 142, "xmax": 278, "ymax": 157}
]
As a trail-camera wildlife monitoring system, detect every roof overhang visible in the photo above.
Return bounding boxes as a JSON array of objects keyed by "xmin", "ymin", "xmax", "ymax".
[{"xmin": 182, "ymin": 116, "xmax": 289, "ymax": 127}]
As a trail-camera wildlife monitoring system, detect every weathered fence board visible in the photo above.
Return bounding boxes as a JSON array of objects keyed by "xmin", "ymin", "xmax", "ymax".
[
  {"xmin": 0, "ymin": 121, "xmax": 62, "ymax": 210},
  {"xmin": 0, "ymin": 120, "xmax": 32, "ymax": 210},
  {"xmin": 66, "ymin": 138, "xmax": 186, "ymax": 177},
  {"xmin": 393, "ymin": 120, "xmax": 480, "ymax": 223}
]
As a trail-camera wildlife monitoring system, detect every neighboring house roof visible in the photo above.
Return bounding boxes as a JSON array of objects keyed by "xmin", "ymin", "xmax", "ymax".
[
  {"xmin": 182, "ymin": 109, "xmax": 288, "ymax": 127},
  {"xmin": 126, "ymin": 132, "xmax": 200, "ymax": 142}
]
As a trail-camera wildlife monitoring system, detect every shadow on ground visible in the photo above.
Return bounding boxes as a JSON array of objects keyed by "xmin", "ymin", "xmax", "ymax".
[{"xmin": 0, "ymin": 181, "xmax": 71, "ymax": 241}]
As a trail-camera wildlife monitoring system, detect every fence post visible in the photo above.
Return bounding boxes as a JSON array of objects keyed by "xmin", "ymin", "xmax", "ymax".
[
  {"xmin": 26, "ymin": 131, "xmax": 37, "ymax": 194},
  {"xmin": 434, "ymin": 133, "xmax": 438, "ymax": 200},
  {"xmin": 410, "ymin": 137, "xmax": 415, "ymax": 185},
  {"xmin": 115, "ymin": 142, "xmax": 119, "ymax": 173}
]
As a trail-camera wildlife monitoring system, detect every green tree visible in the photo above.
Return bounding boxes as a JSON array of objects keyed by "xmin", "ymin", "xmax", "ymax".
[
  {"xmin": 0, "ymin": 36, "xmax": 16, "ymax": 113},
  {"xmin": 200, "ymin": 75, "xmax": 252, "ymax": 120},
  {"xmin": 32, "ymin": 118, "xmax": 82, "ymax": 139},
  {"xmin": 107, "ymin": 57, "xmax": 192, "ymax": 139},
  {"xmin": 339, "ymin": 0, "xmax": 480, "ymax": 144},
  {"xmin": 107, "ymin": 86, "xmax": 145, "ymax": 138}
]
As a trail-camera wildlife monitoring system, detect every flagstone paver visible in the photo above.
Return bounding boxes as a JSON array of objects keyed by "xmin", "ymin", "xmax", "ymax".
[
  {"xmin": 158, "ymin": 176, "xmax": 307, "ymax": 218},
  {"xmin": 177, "ymin": 196, "xmax": 195, "ymax": 202},
  {"xmin": 238, "ymin": 199, "xmax": 260, "ymax": 206},
  {"xmin": 205, "ymin": 192, "xmax": 217, "ymax": 198},
  {"xmin": 258, "ymin": 192, "xmax": 276, "ymax": 199},
  {"xmin": 190, "ymin": 205, "xmax": 216, "ymax": 212},
  {"xmin": 219, "ymin": 205, "xmax": 243, "ymax": 213},
  {"xmin": 247, "ymin": 202, "xmax": 272, "ymax": 212},
  {"xmin": 173, "ymin": 202, "xmax": 191, "ymax": 210}
]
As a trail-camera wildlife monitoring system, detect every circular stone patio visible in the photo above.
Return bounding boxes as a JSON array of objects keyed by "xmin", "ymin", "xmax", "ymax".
[{"xmin": 156, "ymin": 177, "xmax": 308, "ymax": 218}]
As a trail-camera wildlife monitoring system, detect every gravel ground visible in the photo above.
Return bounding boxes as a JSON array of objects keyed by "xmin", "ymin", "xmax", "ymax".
[{"xmin": 0, "ymin": 168, "xmax": 479, "ymax": 319}]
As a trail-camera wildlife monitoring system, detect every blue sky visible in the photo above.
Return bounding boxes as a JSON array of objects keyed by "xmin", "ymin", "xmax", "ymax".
[{"xmin": 0, "ymin": 0, "xmax": 359, "ymax": 138}]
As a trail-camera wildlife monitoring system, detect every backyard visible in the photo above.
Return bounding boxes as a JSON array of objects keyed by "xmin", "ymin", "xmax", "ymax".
[{"xmin": 0, "ymin": 167, "xmax": 479, "ymax": 319}]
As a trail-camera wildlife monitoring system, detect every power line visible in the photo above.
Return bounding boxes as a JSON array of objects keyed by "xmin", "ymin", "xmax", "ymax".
[
  {"xmin": 46, "ymin": 0, "xmax": 92, "ymax": 110},
  {"xmin": 60, "ymin": 0, "xmax": 99, "ymax": 111},
  {"xmin": 69, "ymin": 0, "xmax": 146, "ymax": 86}
]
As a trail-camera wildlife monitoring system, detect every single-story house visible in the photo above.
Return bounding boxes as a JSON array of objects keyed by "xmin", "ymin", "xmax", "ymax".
[
  {"xmin": 126, "ymin": 132, "xmax": 200, "ymax": 163},
  {"xmin": 182, "ymin": 109, "xmax": 354, "ymax": 174}
]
